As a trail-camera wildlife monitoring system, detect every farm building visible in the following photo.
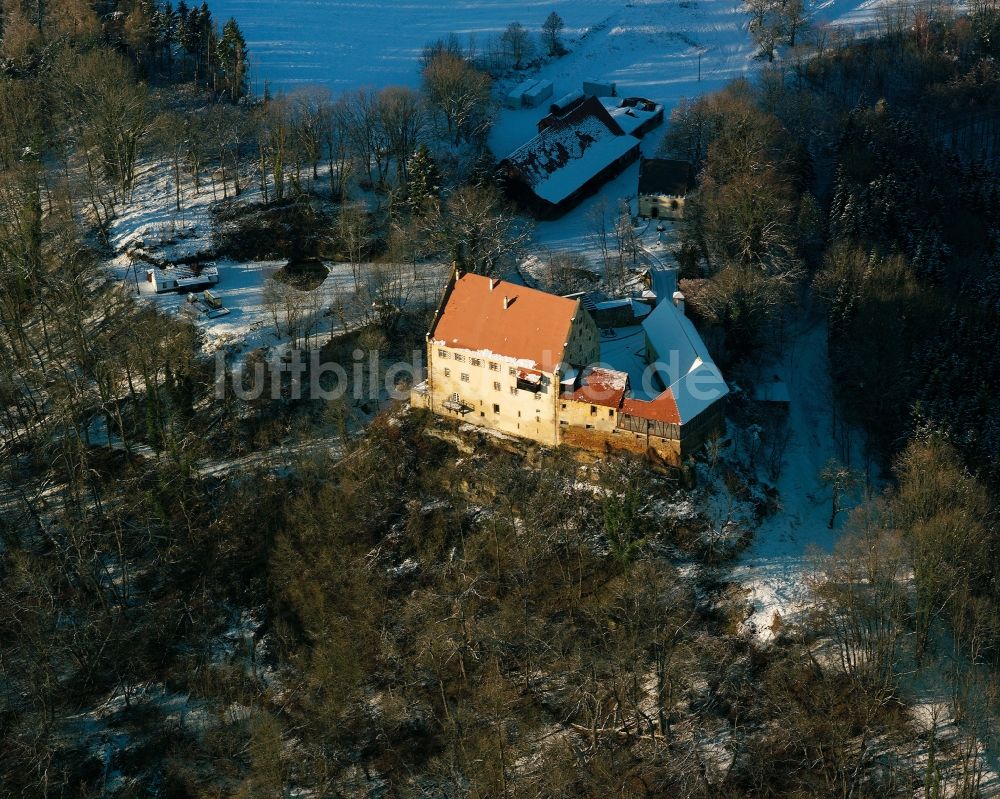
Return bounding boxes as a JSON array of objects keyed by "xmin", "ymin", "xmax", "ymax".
[
  {"xmin": 412, "ymin": 266, "xmax": 727, "ymax": 464},
  {"xmin": 637, "ymin": 158, "xmax": 695, "ymax": 220},
  {"xmin": 583, "ymin": 78, "xmax": 616, "ymax": 97},
  {"xmin": 146, "ymin": 263, "xmax": 220, "ymax": 294},
  {"xmin": 606, "ymin": 97, "xmax": 664, "ymax": 139},
  {"xmin": 504, "ymin": 78, "xmax": 553, "ymax": 109},
  {"xmin": 498, "ymin": 96, "xmax": 641, "ymax": 218}
]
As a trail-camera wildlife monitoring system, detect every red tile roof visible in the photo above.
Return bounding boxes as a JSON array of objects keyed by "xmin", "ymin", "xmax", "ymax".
[
  {"xmin": 561, "ymin": 366, "xmax": 629, "ymax": 409},
  {"xmin": 431, "ymin": 272, "xmax": 579, "ymax": 371},
  {"xmin": 621, "ymin": 390, "xmax": 681, "ymax": 425}
]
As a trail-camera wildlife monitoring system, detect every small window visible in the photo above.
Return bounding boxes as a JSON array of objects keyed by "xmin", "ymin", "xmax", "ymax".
[
  {"xmin": 489, "ymin": 362, "xmax": 499, "ymax": 372},
  {"xmin": 535, "ymin": 416, "xmax": 540, "ymax": 423},
  {"xmin": 561, "ymin": 403, "xmax": 567, "ymax": 409},
  {"xmin": 493, "ymin": 404, "xmax": 500, "ymax": 414},
  {"xmin": 586, "ymin": 424, "xmax": 594, "ymax": 429},
  {"xmin": 461, "ymin": 373, "xmax": 469, "ymax": 382},
  {"xmin": 508, "ymin": 367, "xmax": 516, "ymax": 376},
  {"xmin": 493, "ymin": 381, "xmax": 501, "ymax": 391},
  {"xmin": 454, "ymin": 353, "xmax": 465, "ymax": 363},
  {"xmin": 590, "ymin": 405, "xmax": 597, "ymax": 416},
  {"xmin": 471, "ymin": 358, "xmax": 481, "ymax": 367},
  {"xmin": 438, "ymin": 349, "xmax": 448, "ymax": 358},
  {"xmin": 443, "ymin": 368, "xmax": 450, "ymax": 377},
  {"xmin": 609, "ymin": 409, "xmax": 614, "ymax": 417},
  {"xmin": 560, "ymin": 420, "xmax": 568, "ymax": 426},
  {"xmin": 518, "ymin": 411, "xmax": 522, "ymax": 418},
  {"xmin": 510, "ymin": 386, "xmax": 517, "ymax": 395}
]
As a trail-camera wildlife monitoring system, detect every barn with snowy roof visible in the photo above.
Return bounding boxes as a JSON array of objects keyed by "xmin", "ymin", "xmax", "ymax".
[{"xmin": 497, "ymin": 96, "xmax": 641, "ymax": 218}]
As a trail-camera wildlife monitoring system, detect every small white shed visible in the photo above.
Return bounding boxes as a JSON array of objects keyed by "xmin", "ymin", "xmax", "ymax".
[
  {"xmin": 523, "ymin": 79, "xmax": 554, "ymax": 107},
  {"xmin": 505, "ymin": 79, "xmax": 539, "ymax": 109},
  {"xmin": 583, "ymin": 78, "xmax": 616, "ymax": 98}
]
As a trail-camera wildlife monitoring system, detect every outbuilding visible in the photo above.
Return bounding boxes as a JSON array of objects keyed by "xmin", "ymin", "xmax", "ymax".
[{"xmin": 637, "ymin": 158, "xmax": 695, "ymax": 220}]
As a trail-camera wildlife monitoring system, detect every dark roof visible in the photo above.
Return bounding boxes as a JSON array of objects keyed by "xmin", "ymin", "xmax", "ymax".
[{"xmin": 638, "ymin": 158, "xmax": 694, "ymax": 197}]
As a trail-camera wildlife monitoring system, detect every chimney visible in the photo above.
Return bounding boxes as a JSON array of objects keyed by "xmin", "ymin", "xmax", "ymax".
[
  {"xmin": 490, "ymin": 278, "xmax": 498, "ymax": 291},
  {"xmin": 503, "ymin": 295, "xmax": 511, "ymax": 309},
  {"xmin": 672, "ymin": 290, "xmax": 686, "ymax": 314}
]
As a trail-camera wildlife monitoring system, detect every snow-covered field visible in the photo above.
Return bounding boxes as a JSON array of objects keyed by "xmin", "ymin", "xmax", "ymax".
[
  {"xmin": 211, "ymin": 0, "xmax": 908, "ymax": 95},
  {"xmin": 210, "ymin": 0, "xmax": 626, "ymax": 92}
]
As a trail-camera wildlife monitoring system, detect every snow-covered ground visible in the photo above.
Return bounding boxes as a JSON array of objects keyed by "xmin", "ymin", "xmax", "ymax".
[
  {"xmin": 104, "ymin": 161, "xmax": 446, "ymax": 357},
  {"xmin": 113, "ymin": 0, "xmax": 958, "ymax": 639},
  {"xmin": 210, "ymin": 0, "xmax": 626, "ymax": 93},
  {"xmin": 209, "ymin": 0, "xmax": 930, "ymax": 263},
  {"xmin": 730, "ymin": 315, "xmax": 861, "ymax": 638},
  {"xmin": 213, "ymin": 0, "xmax": 912, "ymax": 96}
]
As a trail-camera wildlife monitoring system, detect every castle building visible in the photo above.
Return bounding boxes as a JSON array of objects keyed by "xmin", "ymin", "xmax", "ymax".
[{"xmin": 411, "ymin": 268, "xmax": 727, "ymax": 464}]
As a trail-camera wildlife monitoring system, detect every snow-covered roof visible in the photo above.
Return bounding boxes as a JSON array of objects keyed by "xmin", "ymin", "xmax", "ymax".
[
  {"xmin": 604, "ymin": 97, "xmax": 663, "ymax": 136},
  {"xmin": 561, "ymin": 365, "xmax": 629, "ymax": 408},
  {"xmin": 502, "ymin": 96, "xmax": 637, "ymax": 205},
  {"xmin": 594, "ymin": 297, "xmax": 652, "ymax": 319},
  {"xmin": 636, "ymin": 300, "xmax": 728, "ymax": 424}
]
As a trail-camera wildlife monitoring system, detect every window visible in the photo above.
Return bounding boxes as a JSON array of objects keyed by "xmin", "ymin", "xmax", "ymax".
[
  {"xmin": 443, "ymin": 368, "xmax": 450, "ymax": 377},
  {"xmin": 453, "ymin": 353, "xmax": 465, "ymax": 362},
  {"xmin": 493, "ymin": 404, "xmax": 500, "ymax": 414},
  {"xmin": 510, "ymin": 386, "xmax": 517, "ymax": 395},
  {"xmin": 609, "ymin": 409, "xmax": 614, "ymax": 417},
  {"xmin": 535, "ymin": 416, "xmax": 540, "ymax": 423},
  {"xmin": 471, "ymin": 358, "xmax": 481, "ymax": 367},
  {"xmin": 461, "ymin": 373, "xmax": 469, "ymax": 382},
  {"xmin": 438, "ymin": 349, "xmax": 448, "ymax": 358},
  {"xmin": 508, "ymin": 367, "xmax": 516, "ymax": 376},
  {"xmin": 493, "ymin": 381, "xmax": 501, "ymax": 391},
  {"xmin": 561, "ymin": 403, "xmax": 566, "ymax": 410},
  {"xmin": 590, "ymin": 405, "xmax": 597, "ymax": 416},
  {"xmin": 489, "ymin": 362, "xmax": 499, "ymax": 372}
]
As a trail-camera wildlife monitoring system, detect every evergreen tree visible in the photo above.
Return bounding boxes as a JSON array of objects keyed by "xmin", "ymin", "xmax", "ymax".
[
  {"xmin": 196, "ymin": 3, "xmax": 217, "ymax": 87},
  {"xmin": 153, "ymin": 2, "xmax": 177, "ymax": 70},
  {"xmin": 176, "ymin": 0, "xmax": 198, "ymax": 63},
  {"xmin": 405, "ymin": 144, "xmax": 440, "ymax": 216},
  {"xmin": 218, "ymin": 18, "xmax": 249, "ymax": 101}
]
